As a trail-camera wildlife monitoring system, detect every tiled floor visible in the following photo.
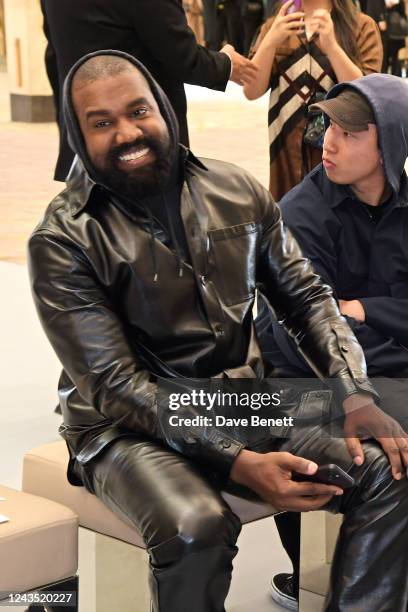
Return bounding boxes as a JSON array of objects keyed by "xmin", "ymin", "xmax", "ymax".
[{"xmin": 0, "ymin": 68, "xmax": 325, "ymax": 611}]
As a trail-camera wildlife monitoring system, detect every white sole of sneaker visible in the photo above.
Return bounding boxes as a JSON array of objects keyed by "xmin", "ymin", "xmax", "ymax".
[{"xmin": 270, "ymin": 583, "xmax": 299, "ymax": 611}]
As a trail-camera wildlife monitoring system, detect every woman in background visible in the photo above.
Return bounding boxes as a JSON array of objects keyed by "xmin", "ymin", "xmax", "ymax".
[{"xmin": 244, "ymin": 0, "xmax": 382, "ymax": 201}]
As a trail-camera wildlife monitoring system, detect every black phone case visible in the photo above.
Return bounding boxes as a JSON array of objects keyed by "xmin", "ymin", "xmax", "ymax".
[{"xmin": 294, "ymin": 463, "xmax": 355, "ymax": 488}]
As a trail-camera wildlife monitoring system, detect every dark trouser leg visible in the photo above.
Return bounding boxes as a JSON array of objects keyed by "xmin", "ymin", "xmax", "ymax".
[
  {"xmin": 242, "ymin": 13, "xmax": 263, "ymax": 56},
  {"xmin": 388, "ymin": 39, "xmax": 404, "ymax": 76},
  {"xmin": 276, "ymin": 429, "xmax": 408, "ymax": 611},
  {"xmin": 80, "ymin": 437, "xmax": 241, "ymax": 612},
  {"xmin": 381, "ymin": 36, "xmax": 389, "ymax": 73},
  {"xmin": 202, "ymin": 0, "xmax": 224, "ymax": 50},
  {"xmin": 274, "ymin": 512, "xmax": 300, "ymax": 597},
  {"xmin": 223, "ymin": 0, "xmax": 244, "ymax": 53}
]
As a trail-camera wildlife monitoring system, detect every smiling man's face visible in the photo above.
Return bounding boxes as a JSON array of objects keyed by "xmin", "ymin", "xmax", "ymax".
[{"xmin": 72, "ymin": 66, "xmax": 171, "ymax": 197}]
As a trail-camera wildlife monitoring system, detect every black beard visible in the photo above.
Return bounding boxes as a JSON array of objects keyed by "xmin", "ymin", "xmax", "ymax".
[{"xmin": 96, "ymin": 134, "xmax": 172, "ymax": 199}]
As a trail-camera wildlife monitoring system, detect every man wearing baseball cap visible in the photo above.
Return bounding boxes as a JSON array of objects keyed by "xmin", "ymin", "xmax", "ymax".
[{"xmin": 257, "ymin": 73, "xmax": 408, "ymax": 610}]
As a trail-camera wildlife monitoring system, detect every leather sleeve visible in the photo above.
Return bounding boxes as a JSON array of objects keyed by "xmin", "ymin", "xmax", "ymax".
[
  {"xmin": 255, "ymin": 187, "xmax": 378, "ymax": 403},
  {"xmin": 28, "ymin": 231, "xmax": 243, "ymax": 480}
]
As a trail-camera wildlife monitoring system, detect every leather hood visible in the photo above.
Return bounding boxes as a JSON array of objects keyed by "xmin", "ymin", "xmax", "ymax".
[
  {"xmin": 62, "ymin": 49, "xmax": 180, "ymax": 183},
  {"xmin": 323, "ymin": 74, "xmax": 408, "ymax": 196}
]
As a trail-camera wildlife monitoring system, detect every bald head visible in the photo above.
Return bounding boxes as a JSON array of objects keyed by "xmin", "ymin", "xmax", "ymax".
[
  {"xmin": 71, "ymin": 54, "xmax": 154, "ymax": 125},
  {"xmin": 72, "ymin": 54, "xmax": 143, "ymax": 93}
]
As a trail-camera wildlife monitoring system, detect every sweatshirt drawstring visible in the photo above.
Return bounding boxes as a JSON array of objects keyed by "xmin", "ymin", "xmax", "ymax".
[
  {"xmin": 146, "ymin": 206, "xmax": 159, "ymax": 283},
  {"xmin": 110, "ymin": 191, "xmax": 185, "ymax": 283},
  {"xmin": 144, "ymin": 193, "xmax": 185, "ymax": 282},
  {"xmin": 162, "ymin": 192, "xmax": 184, "ymax": 278}
]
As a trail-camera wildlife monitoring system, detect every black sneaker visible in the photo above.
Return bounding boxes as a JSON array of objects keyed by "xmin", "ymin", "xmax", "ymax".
[{"xmin": 270, "ymin": 573, "xmax": 298, "ymax": 611}]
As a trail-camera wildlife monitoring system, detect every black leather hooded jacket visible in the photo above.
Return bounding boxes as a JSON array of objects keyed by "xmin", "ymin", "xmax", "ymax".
[{"xmin": 28, "ymin": 51, "xmax": 376, "ymax": 485}]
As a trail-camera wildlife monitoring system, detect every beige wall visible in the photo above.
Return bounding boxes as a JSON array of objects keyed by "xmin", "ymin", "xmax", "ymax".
[{"xmin": 4, "ymin": 0, "xmax": 51, "ymax": 95}]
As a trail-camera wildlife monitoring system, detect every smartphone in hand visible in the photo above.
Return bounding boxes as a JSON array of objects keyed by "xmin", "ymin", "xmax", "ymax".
[
  {"xmin": 284, "ymin": 0, "xmax": 302, "ymax": 14},
  {"xmin": 294, "ymin": 464, "xmax": 355, "ymax": 488}
]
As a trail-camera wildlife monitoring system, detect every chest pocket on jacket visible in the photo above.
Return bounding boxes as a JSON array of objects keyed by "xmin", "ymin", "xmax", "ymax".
[{"xmin": 208, "ymin": 222, "xmax": 258, "ymax": 306}]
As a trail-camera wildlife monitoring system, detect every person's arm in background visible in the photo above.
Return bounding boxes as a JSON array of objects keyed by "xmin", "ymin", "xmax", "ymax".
[
  {"xmin": 341, "ymin": 296, "xmax": 408, "ymax": 348},
  {"xmin": 129, "ymin": 0, "xmax": 258, "ymax": 88},
  {"xmin": 354, "ymin": 11, "xmax": 384, "ymax": 73},
  {"xmin": 311, "ymin": 9, "xmax": 364, "ymax": 80},
  {"xmin": 243, "ymin": 0, "xmax": 304, "ymax": 99}
]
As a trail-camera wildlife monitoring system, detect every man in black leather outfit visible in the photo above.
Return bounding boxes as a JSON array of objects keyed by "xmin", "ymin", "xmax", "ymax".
[{"xmin": 28, "ymin": 50, "xmax": 408, "ymax": 611}]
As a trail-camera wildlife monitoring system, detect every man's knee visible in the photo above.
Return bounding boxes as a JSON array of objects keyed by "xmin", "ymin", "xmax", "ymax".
[
  {"xmin": 148, "ymin": 500, "xmax": 241, "ymax": 567},
  {"xmin": 359, "ymin": 442, "xmax": 393, "ymax": 482},
  {"xmin": 350, "ymin": 441, "xmax": 408, "ymax": 501}
]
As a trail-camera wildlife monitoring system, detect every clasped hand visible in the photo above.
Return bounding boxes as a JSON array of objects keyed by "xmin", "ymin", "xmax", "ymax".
[
  {"xmin": 221, "ymin": 44, "xmax": 259, "ymax": 86},
  {"xmin": 343, "ymin": 395, "xmax": 408, "ymax": 480}
]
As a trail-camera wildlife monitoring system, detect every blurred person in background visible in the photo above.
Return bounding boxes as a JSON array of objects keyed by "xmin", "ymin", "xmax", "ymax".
[
  {"xmin": 206, "ymin": 0, "xmax": 265, "ymax": 56},
  {"xmin": 365, "ymin": 0, "xmax": 408, "ymax": 75},
  {"xmin": 241, "ymin": 0, "xmax": 265, "ymax": 56},
  {"xmin": 202, "ymin": 0, "xmax": 225, "ymax": 49},
  {"xmin": 217, "ymin": 0, "xmax": 245, "ymax": 53},
  {"xmin": 184, "ymin": 0, "xmax": 206, "ymax": 45},
  {"xmin": 40, "ymin": 0, "xmax": 258, "ymax": 182},
  {"xmin": 243, "ymin": 0, "xmax": 382, "ymax": 201},
  {"xmin": 265, "ymin": 0, "xmax": 282, "ymax": 17}
]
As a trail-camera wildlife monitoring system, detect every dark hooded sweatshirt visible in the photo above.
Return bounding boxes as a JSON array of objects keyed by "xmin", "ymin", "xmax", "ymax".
[{"xmin": 257, "ymin": 74, "xmax": 408, "ymax": 379}]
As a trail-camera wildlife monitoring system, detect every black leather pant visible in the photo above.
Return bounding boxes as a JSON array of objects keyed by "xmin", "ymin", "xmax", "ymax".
[{"xmin": 81, "ymin": 427, "xmax": 408, "ymax": 612}]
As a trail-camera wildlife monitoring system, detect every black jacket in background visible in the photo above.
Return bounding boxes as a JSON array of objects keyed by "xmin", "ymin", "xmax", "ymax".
[{"xmin": 40, "ymin": 0, "xmax": 231, "ymax": 181}]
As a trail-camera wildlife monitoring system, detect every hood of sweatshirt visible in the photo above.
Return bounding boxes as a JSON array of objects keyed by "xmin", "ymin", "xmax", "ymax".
[
  {"xmin": 324, "ymin": 74, "xmax": 408, "ymax": 196},
  {"xmin": 62, "ymin": 49, "xmax": 180, "ymax": 185}
]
